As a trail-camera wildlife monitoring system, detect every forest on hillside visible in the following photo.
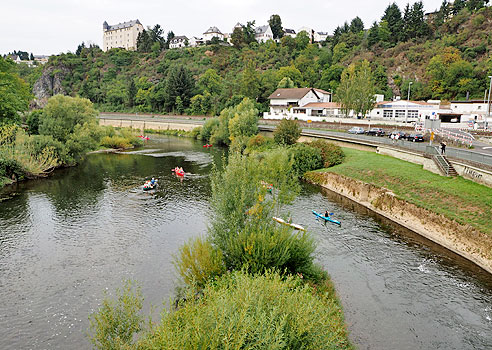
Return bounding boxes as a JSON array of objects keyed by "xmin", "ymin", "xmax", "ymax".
[{"xmin": 18, "ymin": 0, "xmax": 492, "ymax": 116}]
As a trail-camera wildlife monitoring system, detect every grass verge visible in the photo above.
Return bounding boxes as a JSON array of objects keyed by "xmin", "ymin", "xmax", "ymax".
[{"xmin": 312, "ymin": 147, "xmax": 492, "ymax": 235}]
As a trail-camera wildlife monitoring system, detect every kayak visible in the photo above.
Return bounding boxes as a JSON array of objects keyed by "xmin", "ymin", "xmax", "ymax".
[
  {"xmin": 143, "ymin": 181, "xmax": 158, "ymax": 191},
  {"xmin": 272, "ymin": 217, "xmax": 306, "ymax": 231},
  {"xmin": 172, "ymin": 167, "xmax": 185, "ymax": 176},
  {"xmin": 312, "ymin": 210, "xmax": 341, "ymax": 225},
  {"xmin": 203, "ymin": 144, "xmax": 212, "ymax": 148},
  {"xmin": 138, "ymin": 135, "xmax": 150, "ymax": 140}
]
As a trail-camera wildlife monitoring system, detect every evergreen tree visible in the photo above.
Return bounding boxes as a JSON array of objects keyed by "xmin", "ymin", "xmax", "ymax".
[
  {"xmin": 128, "ymin": 79, "xmax": 136, "ymax": 107},
  {"xmin": 231, "ymin": 27, "xmax": 245, "ymax": 47},
  {"xmin": 166, "ymin": 31, "xmax": 175, "ymax": 49},
  {"xmin": 349, "ymin": 17, "xmax": 365, "ymax": 33},
  {"xmin": 367, "ymin": 21, "xmax": 380, "ymax": 47},
  {"xmin": 136, "ymin": 30, "xmax": 152, "ymax": 52},
  {"xmin": 243, "ymin": 21, "xmax": 256, "ymax": 44},
  {"xmin": 29, "ymin": 53, "xmax": 34, "ymax": 61},
  {"xmin": 164, "ymin": 66, "xmax": 195, "ymax": 112},
  {"xmin": 268, "ymin": 14, "xmax": 284, "ymax": 39},
  {"xmin": 382, "ymin": 3, "xmax": 403, "ymax": 45},
  {"xmin": 435, "ymin": 0, "xmax": 451, "ymax": 26},
  {"xmin": 466, "ymin": 0, "xmax": 489, "ymax": 11},
  {"xmin": 452, "ymin": 0, "xmax": 467, "ymax": 15}
]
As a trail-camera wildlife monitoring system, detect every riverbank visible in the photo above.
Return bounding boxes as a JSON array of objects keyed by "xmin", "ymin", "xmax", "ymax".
[{"xmin": 305, "ymin": 148, "xmax": 492, "ymax": 274}]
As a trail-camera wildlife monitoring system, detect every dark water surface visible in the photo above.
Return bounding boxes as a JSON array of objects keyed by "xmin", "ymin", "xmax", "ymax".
[{"xmin": 0, "ymin": 136, "xmax": 491, "ymax": 349}]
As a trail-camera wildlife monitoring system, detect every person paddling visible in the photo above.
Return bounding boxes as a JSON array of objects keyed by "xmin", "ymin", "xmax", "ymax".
[{"xmin": 325, "ymin": 211, "xmax": 329, "ymax": 217}]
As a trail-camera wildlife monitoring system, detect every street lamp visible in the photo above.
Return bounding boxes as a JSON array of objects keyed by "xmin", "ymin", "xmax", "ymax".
[
  {"xmin": 405, "ymin": 81, "xmax": 413, "ymax": 124},
  {"xmin": 487, "ymin": 76, "xmax": 492, "ymax": 130}
]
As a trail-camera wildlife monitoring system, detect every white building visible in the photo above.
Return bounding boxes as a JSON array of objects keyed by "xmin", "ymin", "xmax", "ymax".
[
  {"xmin": 103, "ymin": 19, "xmax": 144, "ymax": 51},
  {"xmin": 255, "ymin": 25, "xmax": 274, "ymax": 43},
  {"xmin": 450, "ymin": 100, "xmax": 491, "ymax": 124},
  {"xmin": 189, "ymin": 37, "xmax": 204, "ymax": 47},
  {"xmin": 169, "ymin": 36, "xmax": 188, "ymax": 49},
  {"xmin": 283, "ymin": 28, "xmax": 296, "ymax": 38},
  {"xmin": 264, "ymin": 88, "xmax": 332, "ymax": 119},
  {"xmin": 369, "ymin": 100, "xmax": 439, "ymax": 122},
  {"xmin": 314, "ymin": 31, "xmax": 329, "ymax": 42},
  {"xmin": 203, "ymin": 26, "xmax": 224, "ymax": 42}
]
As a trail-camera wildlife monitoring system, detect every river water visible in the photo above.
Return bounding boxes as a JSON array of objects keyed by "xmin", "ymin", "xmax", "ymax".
[{"xmin": 0, "ymin": 136, "xmax": 491, "ymax": 349}]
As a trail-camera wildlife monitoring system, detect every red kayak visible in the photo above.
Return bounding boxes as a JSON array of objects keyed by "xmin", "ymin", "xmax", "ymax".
[
  {"xmin": 172, "ymin": 167, "xmax": 185, "ymax": 176},
  {"xmin": 203, "ymin": 144, "xmax": 212, "ymax": 148}
]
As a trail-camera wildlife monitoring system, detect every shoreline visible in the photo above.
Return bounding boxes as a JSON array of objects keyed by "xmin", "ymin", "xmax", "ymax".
[{"xmin": 305, "ymin": 171, "xmax": 492, "ymax": 275}]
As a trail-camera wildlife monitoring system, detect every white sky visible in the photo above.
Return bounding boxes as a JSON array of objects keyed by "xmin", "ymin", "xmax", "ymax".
[{"xmin": 1, "ymin": 0, "xmax": 443, "ymax": 55}]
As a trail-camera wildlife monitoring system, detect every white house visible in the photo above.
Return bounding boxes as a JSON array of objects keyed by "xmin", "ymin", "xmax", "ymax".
[
  {"xmin": 255, "ymin": 25, "xmax": 274, "ymax": 42},
  {"xmin": 189, "ymin": 37, "xmax": 204, "ymax": 47},
  {"xmin": 283, "ymin": 28, "xmax": 296, "ymax": 38},
  {"xmin": 314, "ymin": 31, "xmax": 329, "ymax": 42},
  {"xmin": 169, "ymin": 36, "xmax": 188, "ymax": 49},
  {"xmin": 203, "ymin": 26, "xmax": 224, "ymax": 41},
  {"xmin": 264, "ymin": 88, "xmax": 333, "ymax": 119},
  {"xmin": 102, "ymin": 19, "xmax": 144, "ymax": 51}
]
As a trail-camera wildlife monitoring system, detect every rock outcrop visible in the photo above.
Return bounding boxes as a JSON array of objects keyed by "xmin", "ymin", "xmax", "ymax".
[{"xmin": 32, "ymin": 66, "xmax": 70, "ymax": 107}]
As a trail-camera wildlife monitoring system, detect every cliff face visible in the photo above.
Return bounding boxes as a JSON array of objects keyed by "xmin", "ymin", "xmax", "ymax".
[{"xmin": 32, "ymin": 66, "xmax": 70, "ymax": 107}]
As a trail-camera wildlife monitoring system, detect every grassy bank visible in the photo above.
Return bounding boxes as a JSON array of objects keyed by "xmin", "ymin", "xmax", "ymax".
[{"xmin": 310, "ymin": 148, "xmax": 492, "ymax": 235}]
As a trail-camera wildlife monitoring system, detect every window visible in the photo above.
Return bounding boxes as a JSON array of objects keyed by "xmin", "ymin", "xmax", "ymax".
[
  {"xmin": 383, "ymin": 110, "xmax": 393, "ymax": 118},
  {"xmin": 395, "ymin": 110, "xmax": 406, "ymax": 118},
  {"xmin": 408, "ymin": 110, "xmax": 418, "ymax": 119}
]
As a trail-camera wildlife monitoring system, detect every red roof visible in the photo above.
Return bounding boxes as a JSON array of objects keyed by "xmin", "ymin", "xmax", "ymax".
[
  {"xmin": 268, "ymin": 88, "xmax": 318, "ymax": 100},
  {"xmin": 301, "ymin": 102, "xmax": 340, "ymax": 108}
]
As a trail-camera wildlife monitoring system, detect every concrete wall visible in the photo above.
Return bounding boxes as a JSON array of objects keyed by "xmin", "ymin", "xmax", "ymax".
[
  {"xmin": 98, "ymin": 118, "xmax": 201, "ymax": 132},
  {"xmin": 452, "ymin": 162, "xmax": 492, "ymax": 188}
]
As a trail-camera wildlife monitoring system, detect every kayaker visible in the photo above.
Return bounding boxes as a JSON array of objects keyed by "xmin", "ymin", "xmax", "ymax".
[
  {"xmin": 151, "ymin": 178, "xmax": 155, "ymax": 185},
  {"xmin": 325, "ymin": 211, "xmax": 329, "ymax": 217}
]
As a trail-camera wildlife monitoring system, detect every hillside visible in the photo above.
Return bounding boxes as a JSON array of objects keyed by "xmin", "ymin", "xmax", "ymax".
[{"xmin": 27, "ymin": 4, "xmax": 492, "ymax": 115}]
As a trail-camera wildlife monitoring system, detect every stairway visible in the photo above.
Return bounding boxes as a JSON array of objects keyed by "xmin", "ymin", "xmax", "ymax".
[{"xmin": 432, "ymin": 154, "xmax": 458, "ymax": 177}]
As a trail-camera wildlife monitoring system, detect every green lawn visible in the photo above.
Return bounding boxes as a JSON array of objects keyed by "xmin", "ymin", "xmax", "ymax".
[{"xmin": 315, "ymin": 148, "xmax": 492, "ymax": 235}]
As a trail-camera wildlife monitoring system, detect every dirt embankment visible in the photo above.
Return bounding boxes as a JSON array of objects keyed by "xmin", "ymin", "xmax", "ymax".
[{"xmin": 305, "ymin": 172, "xmax": 492, "ymax": 274}]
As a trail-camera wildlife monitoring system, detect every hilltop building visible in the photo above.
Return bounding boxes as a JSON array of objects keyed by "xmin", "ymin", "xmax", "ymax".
[
  {"xmin": 102, "ymin": 19, "xmax": 144, "ymax": 51},
  {"xmin": 203, "ymin": 26, "xmax": 224, "ymax": 42},
  {"xmin": 255, "ymin": 25, "xmax": 274, "ymax": 42},
  {"xmin": 189, "ymin": 36, "xmax": 204, "ymax": 47},
  {"xmin": 169, "ymin": 36, "xmax": 188, "ymax": 49},
  {"xmin": 283, "ymin": 28, "xmax": 296, "ymax": 38}
]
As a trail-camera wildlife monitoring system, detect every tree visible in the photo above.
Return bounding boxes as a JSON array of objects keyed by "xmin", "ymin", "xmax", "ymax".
[
  {"xmin": 295, "ymin": 31, "xmax": 310, "ymax": 50},
  {"xmin": 367, "ymin": 21, "xmax": 380, "ymax": 47},
  {"xmin": 452, "ymin": 0, "xmax": 467, "ymax": 15},
  {"xmin": 336, "ymin": 60, "xmax": 375, "ymax": 118},
  {"xmin": 0, "ymin": 57, "xmax": 31, "ymax": 125},
  {"xmin": 403, "ymin": 1, "xmax": 429, "ymax": 40},
  {"xmin": 435, "ymin": 0, "xmax": 451, "ymax": 26},
  {"xmin": 268, "ymin": 14, "xmax": 284, "ymax": 39},
  {"xmin": 231, "ymin": 27, "xmax": 245, "ymax": 47},
  {"xmin": 277, "ymin": 77, "xmax": 295, "ymax": 89},
  {"xmin": 164, "ymin": 66, "xmax": 195, "ymax": 111},
  {"xmin": 273, "ymin": 118, "xmax": 300, "ymax": 145},
  {"xmin": 166, "ymin": 31, "xmax": 175, "ymax": 49},
  {"xmin": 240, "ymin": 61, "xmax": 260, "ymax": 99},
  {"xmin": 198, "ymin": 69, "xmax": 222, "ymax": 96},
  {"xmin": 228, "ymin": 98, "xmax": 259, "ymax": 140},
  {"xmin": 382, "ymin": 2, "xmax": 403, "ymax": 45},
  {"xmin": 29, "ymin": 53, "xmax": 34, "ymax": 61},
  {"xmin": 39, "ymin": 95, "xmax": 98, "ymax": 142},
  {"xmin": 243, "ymin": 21, "xmax": 256, "ymax": 44},
  {"xmin": 76, "ymin": 42, "xmax": 86, "ymax": 56},
  {"xmin": 349, "ymin": 17, "xmax": 365, "ymax": 33},
  {"xmin": 136, "ymin": 30, "xmax": 152, "ymax": 52},
  {"xmin": 128, "ymin": 79, "xmax": 137, "ymax": 107}
]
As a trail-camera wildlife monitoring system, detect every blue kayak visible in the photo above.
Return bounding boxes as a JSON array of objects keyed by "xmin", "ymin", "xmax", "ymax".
[{"xmin": 312, "ymin": 210, "xmax": 341, "ymax": 225}]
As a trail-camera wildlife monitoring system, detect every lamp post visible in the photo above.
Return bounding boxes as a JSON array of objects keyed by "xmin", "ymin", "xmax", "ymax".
[
  {"xmin": 487, "ymin": 76, "xmax": 492, "ymax": 130},
  {"xmin": 405, "ymin": 81, "xmax": 413, "ymax": 124}
]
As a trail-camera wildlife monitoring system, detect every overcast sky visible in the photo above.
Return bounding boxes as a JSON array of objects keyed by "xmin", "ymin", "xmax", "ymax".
[{"xmin": 2, "ymin": 0, "xmax": 443, "ymax": 55}]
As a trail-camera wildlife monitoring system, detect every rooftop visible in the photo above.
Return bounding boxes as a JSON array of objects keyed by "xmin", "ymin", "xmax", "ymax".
[
  {"xmin": 204, "ymin": 26, "xmax": 222, "ymax": 34},
  {"xmin": 104, "ymin": 19, "xmax": 142, "ymax": 31},
  {"xmin": 269, "ymin": 88, "xmax": 319, "ymax": 100}
]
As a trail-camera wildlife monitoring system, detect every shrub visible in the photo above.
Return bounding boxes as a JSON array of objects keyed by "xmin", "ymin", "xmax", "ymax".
[
  {"xmin": 309, "ymin": 139, "xmax": 345, "ymax": 167},
  {"xmin": 136, "ymin": 271, "xmax": 352, "ymax": 350},
  {"xmin": 175, "ymin": 236, "xmax": 226, "ymax": 288},
  {"xmin": 100, "ymin": 136, "xmax": 132, "ymax": 149},
  {"xmin": 273, "ymin": 118, "xmax": 301, "ymax": 145},
  {"xmin": 25, "ymin": 110, "xmax": 43, "ymax": 135},
  {"xmin": 89, "ymin": 281, "xmax": 144, "ymax": 350},
  {"xmin": 290, "ymin": 143, "xmax": 323, "ymax": 177},
  {"xmin": 190, "ymin": 126, "xmax": 202, "ymax": 139},
  {"xmin": 199, "ymin": 117, "xmax": 219, "ymax": 142}
]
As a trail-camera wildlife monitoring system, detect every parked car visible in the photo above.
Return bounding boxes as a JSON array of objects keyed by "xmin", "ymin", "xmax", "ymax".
[
  {"xmin": 366, "ymin": 128, "xmax": 385, "ymax": 136},
  {"xmin": 406, "ymin": 134, "xmax": 425, "ymax": 142},
  {"xmin": 348, "ymin": 127, "xmax": 365, "ymax": 134},
  {"xmin": 388, "ymin": 131, "xmax": 407, "ymax": 139}
]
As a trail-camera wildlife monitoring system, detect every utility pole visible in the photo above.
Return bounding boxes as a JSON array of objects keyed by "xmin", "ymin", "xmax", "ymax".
[{"xmin": 405, "ymin": 81, "xmax": 413, "ymax": 124}]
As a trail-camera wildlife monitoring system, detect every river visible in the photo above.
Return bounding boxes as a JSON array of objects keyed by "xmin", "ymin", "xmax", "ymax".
[{"xmin": 0, "ymin": 136, "xmax": 491, "ymax": 349}]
